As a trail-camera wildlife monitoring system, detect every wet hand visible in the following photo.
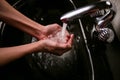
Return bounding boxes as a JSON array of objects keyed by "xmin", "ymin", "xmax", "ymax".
[{"xmin": 39, "ymin": 34, "xmax": 74, "ymax": 56}]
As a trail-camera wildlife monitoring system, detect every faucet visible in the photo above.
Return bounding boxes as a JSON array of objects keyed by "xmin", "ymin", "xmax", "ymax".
[
  {"xmin": 60, "ymin": 1, "xmax": 115, "ymax": 43},
  {"xmin": 60, "ymin": 1, "xmax": 112, "ymax": 23}
]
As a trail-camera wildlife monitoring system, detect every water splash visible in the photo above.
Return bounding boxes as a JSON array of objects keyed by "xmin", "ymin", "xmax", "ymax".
[{"xmin": 49, "ymin": 23, "xmax": 68, "ymax": 43}]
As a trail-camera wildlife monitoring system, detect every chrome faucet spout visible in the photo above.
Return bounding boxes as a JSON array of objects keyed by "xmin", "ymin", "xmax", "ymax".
[{"xmin": 60, "ymin": 1, "xmax": 112, "ymax": 23}]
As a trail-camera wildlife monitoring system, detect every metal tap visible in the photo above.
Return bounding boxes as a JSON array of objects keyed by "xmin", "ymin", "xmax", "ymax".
[
  {"xmin": 60, "ymin": 1, "xmax": 112, "ymax": 23},
  {"xmin": 60, "ymin": 1, "xmax": 115, "ymax": 43}
]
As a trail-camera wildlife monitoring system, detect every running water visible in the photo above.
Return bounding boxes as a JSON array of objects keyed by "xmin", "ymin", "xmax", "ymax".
[
  {"xmin": 49, "ymin": 23, "xmax": 67, "ymax": 43},
  {"xmin": 61, "ymin": 23, "xmax": 67, "ymax": 43}
]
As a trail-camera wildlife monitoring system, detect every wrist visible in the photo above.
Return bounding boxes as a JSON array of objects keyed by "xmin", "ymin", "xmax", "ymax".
[{"xmin": 34, "ymin": 25, "xmax": 47, "ymax": 40}]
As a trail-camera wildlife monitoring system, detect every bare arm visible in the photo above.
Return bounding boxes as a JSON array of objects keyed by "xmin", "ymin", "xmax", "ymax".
[
  {"xmin": 0, "ymin": 41, "xmax": 43, "ymax": 66},
  {"xmin": 0, "ymin": 34, "xmax": 73, "ymax": 66},
  {"xmin": 0, "ymin": 0, "xmax": 46, "ymax": 39},
  {"xmin": 0, "ymin": 0, "xmax": 74, "ymax": 66}
]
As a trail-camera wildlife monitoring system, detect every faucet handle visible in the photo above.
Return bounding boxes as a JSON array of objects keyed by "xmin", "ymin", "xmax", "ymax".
[
  {"xmin": 98, "ymin": 28, "xmax": 115, "ymax": 43},
  {"xmin": 93, "ymin": 9, "xmax": 115, "ymax": 43},
  {"xmin": 95, "ymin": 9, "xmax": 115, "ymax": 28}
]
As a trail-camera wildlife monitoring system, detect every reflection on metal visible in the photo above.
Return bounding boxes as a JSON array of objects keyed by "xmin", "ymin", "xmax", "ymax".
[
  {"xmin": 60, "ymin": 1, "xmax": 112, "ymax": 23},
  {"xmin": 94, "ymin": 9, "xmax": 115, "ymax": 42},
  {"xmin": 97, "ymin": 28, "xmax": 114, "ymax": 42}
]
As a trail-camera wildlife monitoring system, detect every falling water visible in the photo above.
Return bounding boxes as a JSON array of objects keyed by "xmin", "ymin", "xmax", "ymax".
[
  {"xmin": 49, "ymin": 23, "xmax": 67, "ymax": 43},
  {"xmin": 60, "ymin": 23, "xmax": 67, "ymax": 43}
]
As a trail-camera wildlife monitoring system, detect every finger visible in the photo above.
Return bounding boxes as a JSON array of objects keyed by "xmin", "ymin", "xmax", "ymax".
[
  {"xmin": 51, "ymin": 23, "xmax": 61, "ymax": 30},
  {"xmin": 57, "ymin": 34, "xmax": 74, "ymax": 50},
  {"xmin": 66, "ymin": 34, "xmax": 74, "ymax": 47}
]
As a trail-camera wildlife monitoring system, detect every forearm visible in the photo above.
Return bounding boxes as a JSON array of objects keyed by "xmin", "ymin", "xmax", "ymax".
[
  {"xmin": 0, "ymin": 0, "xmax": 45, "ymax": 39},
  {"xmin": 0, "ymin": 41, "xmax": 42, "ymax": 66}
]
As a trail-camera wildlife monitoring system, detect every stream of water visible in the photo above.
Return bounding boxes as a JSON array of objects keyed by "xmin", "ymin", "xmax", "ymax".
[{"xmin": 49, "ymin": 23, "xmax": 67, "ymax": 43}]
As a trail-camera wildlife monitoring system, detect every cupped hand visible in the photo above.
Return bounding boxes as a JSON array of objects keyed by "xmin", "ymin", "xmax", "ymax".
[
  {"xmin": 39, "ymin": 23, "xmax": 69, "ymax": 40},
  {"xmin": 38, "ymin": 34, "xmax": 74, "ymax": 56}
]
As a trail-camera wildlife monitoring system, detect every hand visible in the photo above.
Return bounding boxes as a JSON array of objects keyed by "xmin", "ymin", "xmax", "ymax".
[
  {"xmin": 36, "ymin": 23, "xmax": 74, "ymax": 55},
  {"xmin": 38, "ymin": 23, "xmax": 69, "ymax": 40},
  {"xmin": 37, "ymin": 33, "xmax": 74, "ymax": 56}
]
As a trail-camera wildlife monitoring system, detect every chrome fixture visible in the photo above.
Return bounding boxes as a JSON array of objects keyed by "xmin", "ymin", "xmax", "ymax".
[
  {"xmin": 60, "ymin": 1, "xmax": 112, "ymax": 23},
  {"xmin": 95, "ymin": 9, "xmax": 115, "ymax": 42},
  {"xmin": 60, "ymin": 1, "xmax": 115, "ymax": 43}
]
